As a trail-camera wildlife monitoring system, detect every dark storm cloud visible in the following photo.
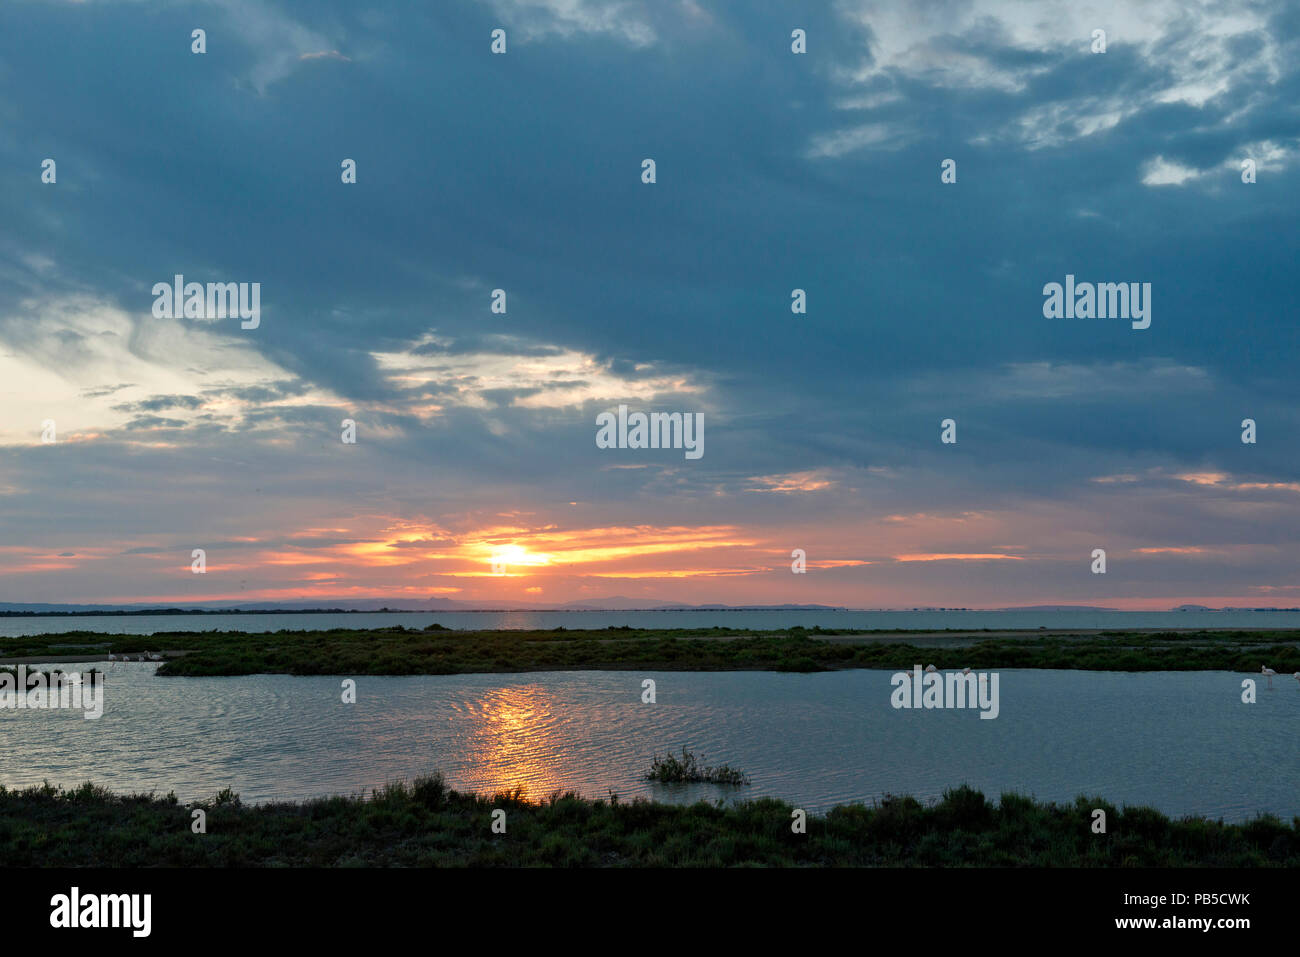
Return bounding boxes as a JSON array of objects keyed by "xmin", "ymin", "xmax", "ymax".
[{"xmin": 0, "ymin": 0, "xmax": 1296, "ymax": 605}]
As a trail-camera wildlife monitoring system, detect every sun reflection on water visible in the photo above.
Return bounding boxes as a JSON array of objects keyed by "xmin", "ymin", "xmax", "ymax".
[{"xmin": 459, "ymin": 685, "xmax": 566, "ymax": 799}]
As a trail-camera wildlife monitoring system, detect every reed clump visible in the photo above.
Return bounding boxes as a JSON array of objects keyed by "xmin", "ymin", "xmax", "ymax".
[{"xmin": 645, "ymin": 748, "xmax": 750, "ymax": 785}]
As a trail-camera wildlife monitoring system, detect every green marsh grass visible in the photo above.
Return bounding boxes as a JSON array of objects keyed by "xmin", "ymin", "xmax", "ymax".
[
  {"xmin": 0, "ymin": 778, "xmax": 1294, "ymax": 867},
  {"xmin": 4, "ymin": 626, "xmax": 1298, "ymax": 677}
]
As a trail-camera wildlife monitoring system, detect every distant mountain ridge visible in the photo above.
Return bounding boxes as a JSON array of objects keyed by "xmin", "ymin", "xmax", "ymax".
[
  {"xmin": 0, "ymin": 597, "xmax": 847, "ymax": 615},
  {"xmin": 1, "ymin": 600, "xmax": 1296, "ymax": 616}
]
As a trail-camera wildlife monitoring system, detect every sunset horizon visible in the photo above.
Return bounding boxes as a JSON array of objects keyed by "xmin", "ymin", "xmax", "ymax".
[{"xmin": 5, "ymin": 3, "xmax": 1298, "ymax": 618}]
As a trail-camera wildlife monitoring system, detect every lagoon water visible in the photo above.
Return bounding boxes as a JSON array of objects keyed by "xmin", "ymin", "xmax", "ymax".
[
  {"xmin": 4, "ymin": 607, "xmax": 1300, "ymax": 637},
  {"xmin": 1, "ymin": 667, "xmax": 1295, "ymax": 822}
]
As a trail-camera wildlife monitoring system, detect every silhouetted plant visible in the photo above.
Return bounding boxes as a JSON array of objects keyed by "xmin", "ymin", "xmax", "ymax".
[{"xmin": 645, "ymin": 748, "xmax": 750, "ymax": 785}]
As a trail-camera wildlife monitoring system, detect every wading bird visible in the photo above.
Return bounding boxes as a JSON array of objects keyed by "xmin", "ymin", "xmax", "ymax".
[
  {"xmin": 1261, "ymin": 665, "xmax": 1277, "ymax": 688},
  {"xmin": 925, "ymin": 664, "xmax": 937, "ymax": 673}
]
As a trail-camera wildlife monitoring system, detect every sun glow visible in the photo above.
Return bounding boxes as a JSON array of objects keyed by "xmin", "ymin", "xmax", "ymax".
[{"xmin": 487, "ymin": 544, "xmax": 554, "ymax": 571}]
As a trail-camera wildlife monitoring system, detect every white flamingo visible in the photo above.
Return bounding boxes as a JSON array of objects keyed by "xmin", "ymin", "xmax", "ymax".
[
  {"xmin": 924, "ymin": 664, "xmax": 938, "ymax": 673},
  {"xmin": 1261, "ymin": 665, "xmax": 1276, "ymax": 688},
  {"xmin": 147, "ymin": 651, "xmax": 162, "ymax": 661},
  {"xmin": 137, "ymin": 654, "xmax": 146, "ymax": 662},
  {"xmin": 1293, "ymin": 672, "xmax": 1299, "ymax": 686},
  {"xmin": 960, "ymin": 667, "xmax": 972, "ymax": 675},
  {"xmin": 107, "ymin": 653, "xmax": 117, "ymax": 667}
]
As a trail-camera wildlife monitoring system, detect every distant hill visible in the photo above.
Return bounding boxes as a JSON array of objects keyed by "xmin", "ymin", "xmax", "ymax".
[
  {"xmin": 991, "ymin": 604, "xmax": 1119, "ymax": 612},
  {"xmin": 5, "ymin": 600, "xmax": 1293, "ymax": 617},
  {"xmin": 0, "ymin": 598, "xmax": 846, "ymax": 615}
]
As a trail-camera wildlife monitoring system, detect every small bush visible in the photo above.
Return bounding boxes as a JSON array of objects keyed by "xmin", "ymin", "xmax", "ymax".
[
  {"xmin": 412, "ymin": 774, "xmax": 448, "ymax": 809},
  {"xmin": 645, "ymin": 748, "xmax": 750, "ymax": 786}
]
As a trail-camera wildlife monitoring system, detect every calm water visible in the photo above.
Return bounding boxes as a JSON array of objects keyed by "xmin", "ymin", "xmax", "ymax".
[
  {"xmin": 1, "ymin": 667, "xmax": 1296, "ymax": 822},
  {"xmin": 4, "ymin": 608, "xmax": 1300, "ymax": 637}
]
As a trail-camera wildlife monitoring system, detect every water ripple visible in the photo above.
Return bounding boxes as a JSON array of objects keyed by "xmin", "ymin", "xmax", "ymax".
[{"xmin": 0, "ymin": 669, "xmax": 1295, "ymax": 821}]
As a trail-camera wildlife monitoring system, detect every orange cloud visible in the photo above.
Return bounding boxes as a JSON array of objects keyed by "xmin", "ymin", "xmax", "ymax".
[
  {"xmin": 893, "ymin": 553, "xmax": 1025, "ymax": 562},
  {"xmin": 747, "ymin": 470, "xmax": 835, "ymax": 493}
]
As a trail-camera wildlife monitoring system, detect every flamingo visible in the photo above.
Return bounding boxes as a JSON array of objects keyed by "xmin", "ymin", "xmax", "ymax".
[
  {"xmin": 147, "ymin": 651, "xmax": 162, "ymax": 661},
  {"xmin": 1261, "ymin": 665, "xmax": 1276, "ymax": 688},
  {"xmin": 1292, "ymin": 672, "xmax": 1299, "ymax": 686},
  {"xmin": 137, "ymin": 654, "xmax": 146, "ymax": 662},
  {"xmin": 107, "ymin": 653, "xmax": 117, "ymax": 667},
  {"xmin": 924, "ymin": 664, "xmax": 938, "ymax": 673},
  {"xmin": 960, "ymin": 667, "xmax": 972, "ymax": 675}
]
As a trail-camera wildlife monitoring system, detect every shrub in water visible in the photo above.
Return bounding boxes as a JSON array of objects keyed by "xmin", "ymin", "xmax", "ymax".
[{"xmin": 644, "ymin": 748, "xmax": 750, "ymax": 786}]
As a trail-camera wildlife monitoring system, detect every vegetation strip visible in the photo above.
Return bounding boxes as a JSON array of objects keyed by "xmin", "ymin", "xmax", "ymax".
[
  {"xmin": 2, "ymin": 625, "xmax": 1297, "ymax": 676},
  {"xmin": 1, "ymin": 777, "xmax": 1294, "ymax": 867}
]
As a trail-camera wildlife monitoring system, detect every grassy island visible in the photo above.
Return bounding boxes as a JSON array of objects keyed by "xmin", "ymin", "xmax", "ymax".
[{"xmin": 1, "ymin": 625, "xmax": 1298, "ymax": 676}]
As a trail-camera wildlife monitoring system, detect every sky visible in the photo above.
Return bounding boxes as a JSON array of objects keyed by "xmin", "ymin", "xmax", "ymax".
[{"xmin": 1, "ymin": 0, "xmax": 1298, "ymax": 609}]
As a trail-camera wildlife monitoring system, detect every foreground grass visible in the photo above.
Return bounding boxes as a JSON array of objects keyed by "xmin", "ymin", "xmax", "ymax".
[
  {"xmin": 1, "ymin": 778, "xmax": 1294, "ymax": 867},
  {"xmin": 3, "ymin": 625, "xmax": 1297, "ymax": 676}
]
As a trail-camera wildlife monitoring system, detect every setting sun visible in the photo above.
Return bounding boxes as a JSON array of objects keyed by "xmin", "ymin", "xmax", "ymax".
[{"xmin": 487, "ymin": 544, "xmax": 553, "ymax": 571}]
